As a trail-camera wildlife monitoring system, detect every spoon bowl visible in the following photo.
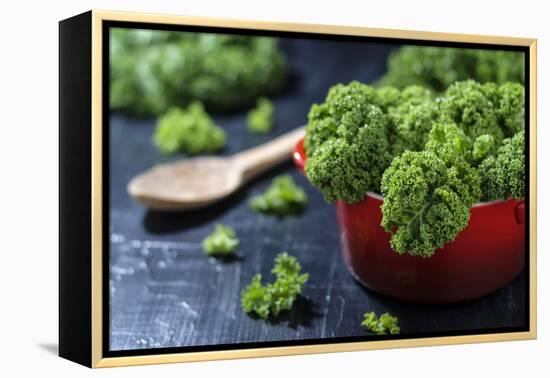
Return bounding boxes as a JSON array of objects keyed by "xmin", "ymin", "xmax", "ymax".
[
  {"xmin": 128, "ymin": 127, "xmax": 305, "ymax": 211},
  {"xmin": 128, "ymin": 157, "xmax": 242, "ymax": 211}
]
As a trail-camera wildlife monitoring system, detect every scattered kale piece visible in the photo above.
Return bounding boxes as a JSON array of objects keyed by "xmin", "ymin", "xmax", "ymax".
[
  {"xmin": 249, "ymin": 175, "xmax": 307, "ymax": 216},
  {"xmin": 202, "ymin": 224, "xmax": 239, "ymax": 256},
  {"xmin": 378, "ymin": 46, "xmax": 524, "ymax": 92},
  {"xmin": 479, "ymin": 131, "xmax": 525, "ymax": 201},
  {"xmin": 247, "ymin": 97, "xmax": 274, "ymax": 134},
  {"xmin": 153, "ymin": 102, "xmax": 225, "ymax": 155},
  {"xmin": 241, "ymin": 253, "xmax": 309, "ymax": 319},
  {"xmin": 110, "ymin": 28, "xmax": 286, "ymax": 116},
  {"xmin": 361, "ymin": 311, "xmax": 400, "ymax": 335}
]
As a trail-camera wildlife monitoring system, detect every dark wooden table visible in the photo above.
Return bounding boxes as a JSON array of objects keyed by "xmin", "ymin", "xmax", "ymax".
[{"xmin": 108, "ymin": 37, "xmax": 526, "ymax": 351}]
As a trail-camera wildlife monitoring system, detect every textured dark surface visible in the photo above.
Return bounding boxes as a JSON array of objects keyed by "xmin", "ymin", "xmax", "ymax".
[{"xmin": 109, "ymin": 37, "xmax": 526, "ymax": 351}]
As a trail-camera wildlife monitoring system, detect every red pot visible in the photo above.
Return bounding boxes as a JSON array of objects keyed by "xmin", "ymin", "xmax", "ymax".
[{"xmin": 293, "ymin": 139, "xmax": 525, "ymax": 303}]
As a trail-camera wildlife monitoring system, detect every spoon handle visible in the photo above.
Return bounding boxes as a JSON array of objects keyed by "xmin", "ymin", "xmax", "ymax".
[{"xmin": 233, "ymin": 126, "xmax": 306, "ymax": 181}]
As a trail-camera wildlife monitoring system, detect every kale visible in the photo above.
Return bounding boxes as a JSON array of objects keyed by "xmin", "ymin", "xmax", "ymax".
[
  {"xmin": 241, "ymin": 253, "xmax": 309, "ymax": 319},
  {"xmin": 378, "ymin": 46, "xmax": 524, "ymax": 92},
  {"xmin": 388, "ymin": 94, "xmax": 437, "ymax": 156},
  {"xmin": 438, "ymin": 80, "xmax": 504, "ymax": 143},
  {"xmin": 304, "ymin": 79, "xmax": 525, "ymax": 256},
  {"xmin": 305, "ymin": 82, "xmax": 392, "ymax": 203},
  {"xmin": 247, "ymin": 97, "xmax": 275, "ymax": 134},
  {"xmin": 249, "ymin": 175, "xmax": 307, "ymax": 216},
  {"xmin": 202, "ymin": 224, "xmax": 239, "ymax": 256},
  {"xmin": 497, "ymin": 83, "xmax": 525, "ymax": 137},
  {"xmin": 362, "ymin": 311, "xmax": 400, "ymax": 335},
  {"xmin": 110, "ymin": 28, "xmax": 286, "ymax": 116},
  {"xmin": 153, "ymin": 102, "xmax": 226, "ymax": 155},
  {"xmin": 479, "ymin": 131, "xmax": 525, "ymax": 201},
  {"xmin": 472, "ymin": 134, "xmax": 497, "ymax": 164},
  {"xmin": 380, "ymin": 150, "xmax": 481, "ymax": 257}
]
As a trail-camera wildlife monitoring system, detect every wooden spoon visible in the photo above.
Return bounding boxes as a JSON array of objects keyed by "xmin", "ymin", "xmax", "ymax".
[{"xmin": 127, "ymin": 127, "xmax": 306, "ymax": 211}]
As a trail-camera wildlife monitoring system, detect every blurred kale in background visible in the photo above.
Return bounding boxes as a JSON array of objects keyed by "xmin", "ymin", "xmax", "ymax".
[
  {"xmin": 110, "ymin": 28, "xmax": 287, "ymax": 116},
  {"xmin": 377, "ymin": 46, "xmax": 524, "ymax": 92}
]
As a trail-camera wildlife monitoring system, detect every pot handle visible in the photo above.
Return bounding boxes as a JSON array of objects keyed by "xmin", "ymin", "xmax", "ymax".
[
  {"xmin": 515, "ymin": 201, "xmax": 525, "ymax": 224},
  {"xmin": 293, "ymin": 138, "xmax": 307, "ymax": 174}
]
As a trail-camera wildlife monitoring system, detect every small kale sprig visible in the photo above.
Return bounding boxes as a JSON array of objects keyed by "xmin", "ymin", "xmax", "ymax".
[
  {"xmin": 202, "ymin": 224, "xmax": 239, "ymax": 256},
  {"xmin": 249, "ymin": 175, "xmax": 307, "ymax": 216},
  {"xmin": 241, "ymin": 253, "xmax": 309, "ymax": 319},
  {"xmin": 153, "ymin": 102, "xmax": 226, "ymax": 155},
  {"xmin": 361, "ymin": 311, "xmax": 400, "ymax": 335},
  {"xmin": 247, "ymin": 97, "xmax": 274, "ymax": 134}
]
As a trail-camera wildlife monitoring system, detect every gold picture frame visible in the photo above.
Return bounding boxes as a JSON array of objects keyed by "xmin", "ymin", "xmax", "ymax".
[{"xmin": 59, "ymin": 9, "xmax": 537, "ymax": 368}]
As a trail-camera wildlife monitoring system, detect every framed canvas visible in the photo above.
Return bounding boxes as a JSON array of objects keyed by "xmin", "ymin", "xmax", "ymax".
[{"xmin": 59, "ymin": 10, "xmax": 537, "ymax": 368}]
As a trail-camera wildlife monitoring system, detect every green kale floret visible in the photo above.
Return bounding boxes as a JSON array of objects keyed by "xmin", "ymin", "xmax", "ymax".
[
  {"xmin": 361, "ymin": 311, "xmax": 400, "ymax": 335},
  {"xmin": 398, "ymin": 85, "xmax": 433, "ymax": 105},
  {"xmin": 305, "ymin": 81, "xmax": 399, "ymax": 158},
  {"xmin": 378, "ymin": 46, "xmax": 524, "ymax": 92},
  {"xmin": 380, "ymin": 150, "xmax": 481, "ymax": 257},
  {"xmin": 374, "ymin": 86, "xmax": 402, "ymax": 111},
  {"xmin": 110, "ymin": 29, "xmax": 286, "ymax": 116},
  {"xmin": 241, "ymin": 252, "xmax": 309, "ymax": 319},
  {"xmin": 324, "ymin": 81, "xmax": 379, "ymax": 121},
  {"xmin": 305, "ymin": 85, "xmax": 392, "ymax": 203},
  {"xmin": 249, "ymin": 175, "xmax": 307, "ymax": 216},
  {"xmin": 497, "ymin": 82, "xmax": 525, "ymax": 137},
  {"xmin": 153, "ymin": 102, "xmax": 226, "ymax": 155},
  {"xmin": 202, "ymin": 224, "xmax": 239, "ymax": 256},
  {"xmin": 479, "ymin": 131, "xmax": 525, "ymax": 201},
  {"xmin": 472, "ymin": 134, "xmax": 497, "ymax": 164},
  {"xmin": 247, "ymin": 97, "xmax": 274, "ymax": 134},
  {"xmin": 303, "ymin": 103, "xmax": 337, "ymax": 155},
  {"xmin": 438, "ymin": 80, "xmax": 504, "ymax": 143},
  {"xmin": 424, "ymin": 122, "xmax": 473, "ymax": 164},
  {"xmin": 388, "ymin": 98, "xmax": 438, "ymax": 156}
]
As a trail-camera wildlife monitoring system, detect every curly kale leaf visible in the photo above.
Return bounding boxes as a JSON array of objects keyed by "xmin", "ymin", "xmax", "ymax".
[
  {"xmin": 304, "ymin": 81, "xmax": 379, "ymax": 157},
  {"xmin": 305, "ymin": 101, "xmax": 391, "ymax": 203},
  {"xmin": 378, "ymin": 46, "xmax": 524, "ymax": 92},
  {"xmin": 153, "ymin": 102, "xmax": 226, "ymax": 155},
  {"xmin": 324, "ymin": 81, "xmax": 380, "ymax": 122},
  {"xmin": 202, "ymin": 224, "xmax": 239, "ymax": 256},
  {"xmin": 425, "ymin": 122, "xmax": 473, "ymax": 164},
  {"xmin": 479, "ymin": 131, "xmax": 525, "ymax": 201},
  {"xmin": 240, "ymin": 275, "xmax": 272, "ymax": 319},
  {"xmin": 249, "ymin": 175, "xmax": 307, "ymax": 216},
  {"xmin": 241, "ymin": 253, "xmax": 309, "ymax": 319},
  {"xmin": 439, "ymin": 80, "xmax": 504, "ymax": 143},
  {"xmin": 303, "ymin": 103, "xmax": 337, "ymax": 155},
  {"xmin": 374, "ymin": 86, "xmax": 402, "ymax": 112},
  {"xmin": 497, "ymin": 83, "xmax": 525, "ymax": 137},
  {"xmin": 381, "ymin": 150, "xmax": 481, "ymax": 257},
  {"xmin": 247, "ymin": 97, "xmax": 274, "ymax": 134},
  {"xmin": 472, "ymin": 134, "xmax": 497, "ymax": 164},
  {"xmin": 110, "ymin": 29, "xmax": 286, "ymax": 116},
  {"xmin": 389, "ymin": 97, "xmax": 438, "ymax": 156},
  {"xmin": 398, "ymin": 85, "xmax": 433, "ymax": 105},
  {"xmin": 361, "ymin": 311, "xmax": 400, "ymax": 335}
]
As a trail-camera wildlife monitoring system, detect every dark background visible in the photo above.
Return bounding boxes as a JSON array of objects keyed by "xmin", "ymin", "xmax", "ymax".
[{"xmin": 109, "ymin": 36, "xmax": 526, "ymax": 351}]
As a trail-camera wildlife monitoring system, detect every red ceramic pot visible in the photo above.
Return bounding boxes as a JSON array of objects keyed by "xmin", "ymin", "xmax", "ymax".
[{"xmin": 293, "ymin": 139, "xmax": 525, "ymax": 303}]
